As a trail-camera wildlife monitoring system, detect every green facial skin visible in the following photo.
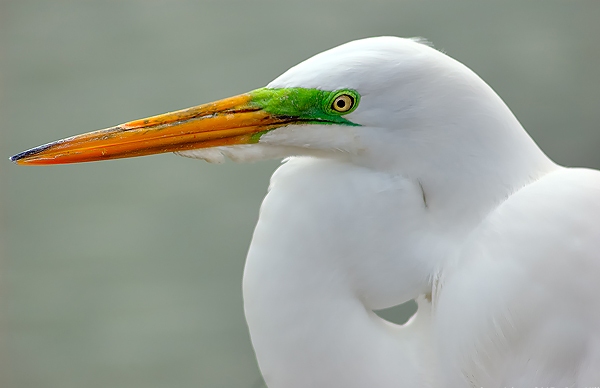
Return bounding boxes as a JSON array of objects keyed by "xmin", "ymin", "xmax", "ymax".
[{"xmin": 247, "ymin": 87, "xmax": 361, "ymax": 143}]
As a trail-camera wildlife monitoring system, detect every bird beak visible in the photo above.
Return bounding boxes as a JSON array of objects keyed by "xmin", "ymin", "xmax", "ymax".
[{"xmin": 10, "ymin": 92, "xmax": 293, "ymax": 165}]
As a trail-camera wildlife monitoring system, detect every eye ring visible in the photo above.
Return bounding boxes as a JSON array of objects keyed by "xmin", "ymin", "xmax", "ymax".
[{"xmin": 331, "ymin": 94, "xmax": 355, "ymax": 113}]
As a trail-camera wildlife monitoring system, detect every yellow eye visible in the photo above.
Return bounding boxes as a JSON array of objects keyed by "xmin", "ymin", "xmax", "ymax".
[{"xmin": 331, "ymin": 94, "xmax": 355, "ymax": 113}]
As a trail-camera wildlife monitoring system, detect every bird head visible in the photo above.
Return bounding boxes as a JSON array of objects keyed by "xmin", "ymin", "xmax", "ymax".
[{"xmin": 10, "ymin": 37, "xmax": 534, "ymax": 174}]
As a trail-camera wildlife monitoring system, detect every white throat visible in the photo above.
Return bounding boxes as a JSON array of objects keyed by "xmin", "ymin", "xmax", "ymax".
[
  {"xmin": 242, "ymin": 158, "xmax": 441, "ymax": 388},
  {"xmin": 241, "ymin": 127, "xmax": 556, "ymax": 388}
]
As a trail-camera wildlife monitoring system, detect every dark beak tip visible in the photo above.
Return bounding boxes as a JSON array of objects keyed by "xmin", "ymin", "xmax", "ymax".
[
  {"xmin": 9, "ymin": 143, "xmax": 53, "ymax": 164},
  {"xmin": 9, "ymin": 153, "xmax": 23, "ymax": 163}
]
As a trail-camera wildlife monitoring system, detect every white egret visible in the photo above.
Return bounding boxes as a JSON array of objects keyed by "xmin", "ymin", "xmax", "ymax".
[{"xmin": 11, "ymin": 37, "xmax": 600, "ymax": 387}]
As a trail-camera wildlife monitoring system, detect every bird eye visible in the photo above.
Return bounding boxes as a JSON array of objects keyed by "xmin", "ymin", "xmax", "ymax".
[{"xmin": 331, "ymin": 94, "xmax": 355, "ymax": 113}]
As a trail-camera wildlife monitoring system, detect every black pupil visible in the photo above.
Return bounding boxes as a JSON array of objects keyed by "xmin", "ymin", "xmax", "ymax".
[{"xmin": 334, "ymin": 95, "xmax": 352, "ymax": 111}]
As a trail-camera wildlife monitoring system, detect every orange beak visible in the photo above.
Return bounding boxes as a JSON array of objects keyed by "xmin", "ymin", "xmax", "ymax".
[{"xmin": 10, "ymin": 93, "xmax": 292, "ymax": 166}]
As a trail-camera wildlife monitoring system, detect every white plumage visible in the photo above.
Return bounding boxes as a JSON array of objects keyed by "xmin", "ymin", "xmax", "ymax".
[
  {"xmin": 205, "ymin": 37, "xmax": 599, "ymax": 387},
  {"xmin": 14, "ymin": 36, "xmax": 600, "ymax": 387}
]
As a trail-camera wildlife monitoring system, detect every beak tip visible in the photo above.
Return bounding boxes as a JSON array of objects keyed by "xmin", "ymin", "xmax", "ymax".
[
  {"xmin": 10, "ymin": 143, "xmax": 53, "ymax": 165},
  {"xmin": 10, "ymin": 153, "xmax": 24, "ymax": 164}
]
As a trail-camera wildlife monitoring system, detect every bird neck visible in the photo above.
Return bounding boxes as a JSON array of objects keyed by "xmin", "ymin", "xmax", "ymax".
[
  {"xmin": 242, "ymin": 115, "xmax": 556, "ymax": 387},
  {"xmin": 242, "ymin": 158, "xmax": 443, "ymax": 388}
]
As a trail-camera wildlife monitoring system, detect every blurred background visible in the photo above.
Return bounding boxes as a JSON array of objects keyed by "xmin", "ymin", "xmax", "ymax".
[{"xmin": 1, "ymin": 1, "xmax": 599, "ymax": 387}]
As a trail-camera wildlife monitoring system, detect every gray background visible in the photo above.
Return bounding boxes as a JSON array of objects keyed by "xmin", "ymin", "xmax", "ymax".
[{"xmin": 2, "ymin": 1, "xmax": 599, "ymax": 387}]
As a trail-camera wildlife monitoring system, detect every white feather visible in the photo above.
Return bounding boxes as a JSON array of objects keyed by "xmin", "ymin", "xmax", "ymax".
[{"xmin": 176, "ymin": 37, "xmax": 600, "ymax": 387}]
